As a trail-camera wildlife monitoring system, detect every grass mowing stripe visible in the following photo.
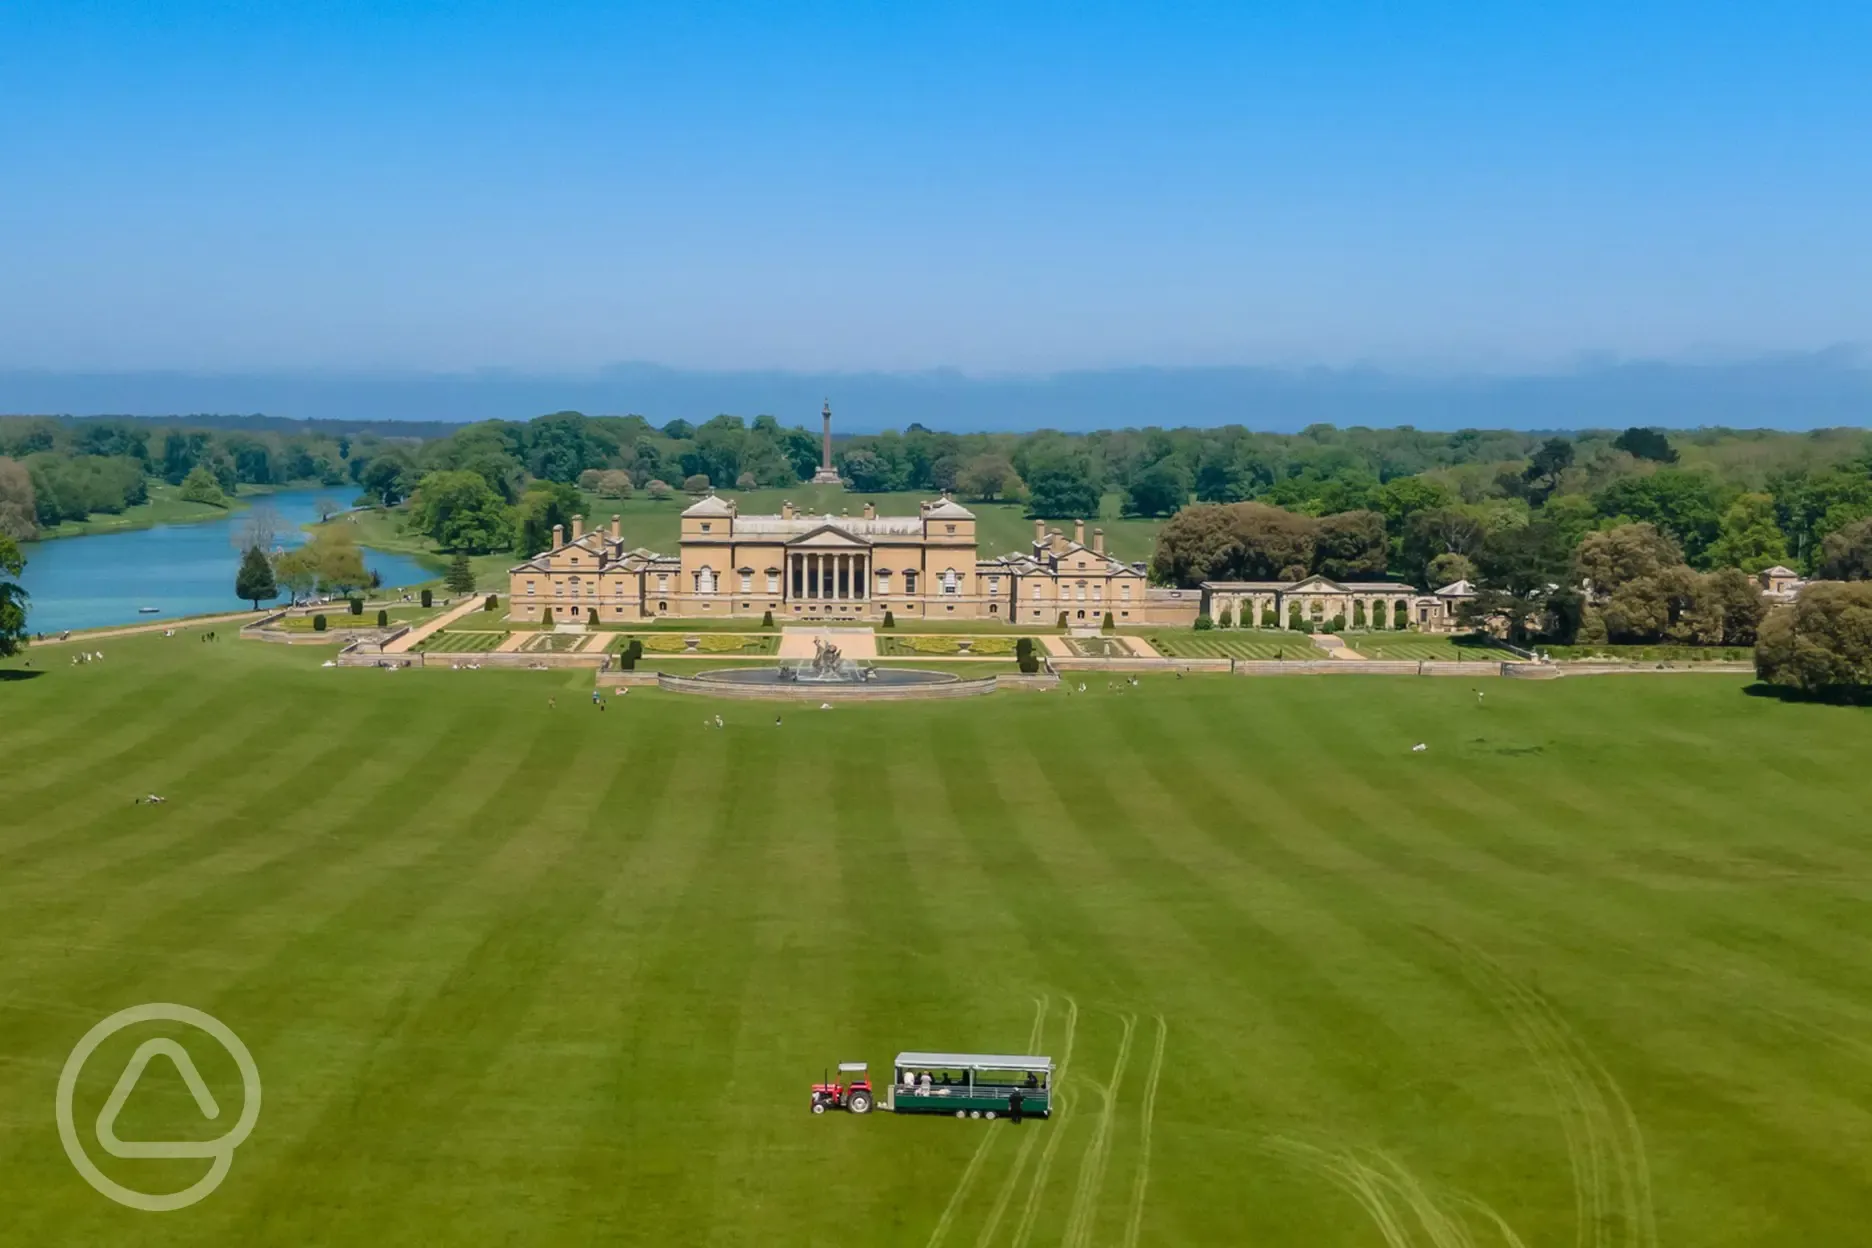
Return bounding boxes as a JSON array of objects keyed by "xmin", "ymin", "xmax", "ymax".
[
  {"xmin": 0, "ymin": 696, "xmax": 404, "ymax": 957},
  {"xmin": 210, "ymin": 726, "xmax": 613, "ymax": 1242}
]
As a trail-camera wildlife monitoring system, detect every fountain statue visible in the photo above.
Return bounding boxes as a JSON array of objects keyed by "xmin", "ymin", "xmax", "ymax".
[{"xmin": 778, "ymin": 635, "xmax": 878, "ymax": 683}]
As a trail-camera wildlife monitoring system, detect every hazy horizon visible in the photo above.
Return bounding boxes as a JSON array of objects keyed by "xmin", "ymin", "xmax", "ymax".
[{"xmin": 5, "ymin": 351, "xmax": 1872, "ymax": 433}]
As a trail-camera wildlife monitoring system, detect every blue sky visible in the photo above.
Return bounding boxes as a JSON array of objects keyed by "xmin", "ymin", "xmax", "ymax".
[{"xmin": 3, "ymin": 2, "xmax": 1869, "ymax": 376}]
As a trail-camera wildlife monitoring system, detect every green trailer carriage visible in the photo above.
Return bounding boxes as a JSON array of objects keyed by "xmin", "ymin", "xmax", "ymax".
[{"xmin": 887, "ymin": 1052, "xmax": 1054, "ymax": 1119}]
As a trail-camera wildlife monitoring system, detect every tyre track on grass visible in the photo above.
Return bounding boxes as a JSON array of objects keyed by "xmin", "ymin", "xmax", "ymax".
[
  {"xmin": 971, "ymin": 994, "xmax": 1071, "ymax": 1248},
  {"xmin": 1061, "ymin": 1011, "xmax": 1135, "ymax": 1248},
  {"xmin": 1122, "ymin": 1013, "xmax": 1168, "ymax": 1248},
  {"xmin": 1009, "ymin": 995, "xmax": 1079, "ymax": 1248},
  {"xmin": 927, "ymin": 995, "xmax": 1050, "ymax": 1248}
]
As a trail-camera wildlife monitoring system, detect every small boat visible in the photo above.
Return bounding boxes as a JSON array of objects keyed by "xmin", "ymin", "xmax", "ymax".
[{"xmin": 138, "ymin": 607, "xmax": 161, "ymax": 614}]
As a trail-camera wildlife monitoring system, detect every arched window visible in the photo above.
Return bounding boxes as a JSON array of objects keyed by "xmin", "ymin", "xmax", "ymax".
[
  {"xmin": 696, "ymin": 567, "xmax": 716, "ymax": 595},
  {"xmin": 941, "ymin": 568, "xmax": 960, "ymax": 595}
]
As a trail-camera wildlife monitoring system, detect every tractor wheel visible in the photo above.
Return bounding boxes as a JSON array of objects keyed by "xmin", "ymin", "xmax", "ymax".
[
  {"xmin": 985, "ymin": 1111, "xmax": 996, "ymax": 1120},
  {"xmin": 969, "ymin": 1110, "xmax": 981, "ymax": 1119},
  {"xmin": 848, "ymin": 1090, "xmax": 874, "ymax": 1115},
  {"xmin": 955, "ymin": 1110, "xmax": 966, "ymax": 1119},
  {"xmin": 811, "ymin": 1100, "xmax": 826, "ymax": 1115}
]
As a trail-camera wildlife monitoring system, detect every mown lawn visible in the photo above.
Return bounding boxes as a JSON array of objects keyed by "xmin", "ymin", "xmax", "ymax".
[
  {"xmin": 1149, "ymin": 629, "xmax": 1324, "ymax": 659},
  {"xmin": 1340, "ymin": 632, "xmax": 1502, "ymax": 661},
  {"xmin": 413, "ymin": 629, "xmax": 507, "ymax": 654},
  {"xmin": 4, "ymin": 638, "xmax": 1871, "ymax": 1245}
]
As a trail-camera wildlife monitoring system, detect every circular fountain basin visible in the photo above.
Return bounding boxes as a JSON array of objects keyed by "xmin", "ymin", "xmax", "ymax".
[{"xmin": 659, "ymin": 666, "xmax": 992, "ymax": 700}]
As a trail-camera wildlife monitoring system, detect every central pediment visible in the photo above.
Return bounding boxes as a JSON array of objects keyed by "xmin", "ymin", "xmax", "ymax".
[{"xmin": 786, "ymin": 524, "xmax": 872, "ymax": 549}]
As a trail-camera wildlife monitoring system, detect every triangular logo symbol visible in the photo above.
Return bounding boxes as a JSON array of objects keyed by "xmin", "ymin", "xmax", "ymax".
[{"xmin": 95, "ymin": 1039, "xmax": 225, "ymax": 1160}]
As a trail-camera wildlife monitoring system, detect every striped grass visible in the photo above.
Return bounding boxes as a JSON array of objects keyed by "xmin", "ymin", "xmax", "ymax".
[
  {"xmin": 3, "ymin": 638, "xmax": 1870, "ymax": 1244},
  {"xmin": 1149, "ymin": 630, "xmax": 1323, "ymax": 659}
]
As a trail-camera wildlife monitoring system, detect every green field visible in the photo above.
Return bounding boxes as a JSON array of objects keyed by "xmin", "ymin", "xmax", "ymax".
[
  {"xmin": 5, "ymin": 638, "xmax": 1872, "ymax": 1244},
  {"xmin": 608, "ymin": 633, "xmax": 780, "ymax": 656},
  {"xmin": 1148, "ymin": 630, "xmax": 1324, "ymax": 659}
]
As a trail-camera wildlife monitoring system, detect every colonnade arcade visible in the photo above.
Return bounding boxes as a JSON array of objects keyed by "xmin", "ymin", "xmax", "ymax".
[{"xmin": 788, "ymin": 551, "xmax": 871, "ymax": 602}]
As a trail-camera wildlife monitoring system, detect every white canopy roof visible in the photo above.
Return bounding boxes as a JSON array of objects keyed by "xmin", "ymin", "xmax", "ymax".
[{"xmin": 894, "ymin": 1052, "xmax": 1054, "ymax": 1071}]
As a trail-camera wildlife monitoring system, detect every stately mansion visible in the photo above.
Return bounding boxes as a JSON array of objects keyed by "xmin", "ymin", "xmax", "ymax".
[{"xmin": 506, "ymin": 495, "xmax": 1203, "ymax": 625}]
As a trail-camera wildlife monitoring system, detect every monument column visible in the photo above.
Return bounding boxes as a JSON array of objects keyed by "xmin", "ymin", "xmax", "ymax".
[{"xmin": 810, "ymin": 400, "xmax": 843, "ymax": 486}]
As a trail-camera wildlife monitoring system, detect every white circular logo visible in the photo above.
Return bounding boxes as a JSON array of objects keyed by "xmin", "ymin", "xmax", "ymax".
[{"xmin": 56, "ymin": 1003, "xmax": 262, "ymax": 1211}]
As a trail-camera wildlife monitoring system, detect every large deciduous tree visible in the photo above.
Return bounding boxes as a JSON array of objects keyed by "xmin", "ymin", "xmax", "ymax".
[
  {"xmin": 0, "ymin": 534, "xmax": 27, "ymax": 657},
  {"xmin": 177, "ymin": 464, "xmax": 229, "ymax": 507},
  {"xmin": 1819, "ymin": 517, "xmax": 1872, "ymax": 581},
  {"xmin": 1314, "ymin": 510, "xmax": 1388, "ymax": 580},
  {"xmin": 1149, "ymin": 505, "xmax": 1242, "ymax": 585},
  {"xmin": 1755, "ymin": 581, "xmax": 1872, "ymax": 699},
  {"xmin": 1706, "ymin": 492, "xmax": 1790, "ymax": 573},
  {"xmin": 1123, "ymin": 460, "xmax": 1192, "ymax": 518},
  {"xmin": 956, "ymin": 453, "xmax": 1021, "ymax": 502},
  {"xmin": 1023, "ymin": 448, "xmax": 1101, "ymax": 519},
  {"xmin": 514, "ymin": 480, "xmax": 584, "ymax": 555},
  {"xmin": 0, "ymin": 456, "xmax": 36, "ymax": 541},
  {"xmin": 411, "ymin": 470, "xmax": 514, "ymax": 555}
]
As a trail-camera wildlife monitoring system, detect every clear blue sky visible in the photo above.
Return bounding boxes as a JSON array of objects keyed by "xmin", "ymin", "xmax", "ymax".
[{"xmin": 3, "ymin": 1, "xmax": 1868, "ymax": 375}]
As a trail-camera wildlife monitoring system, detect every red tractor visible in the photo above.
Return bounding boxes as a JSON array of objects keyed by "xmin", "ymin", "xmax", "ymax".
[{"xmin": 810, "ymin": 1062, "xmax": 875, "ymax": 1115}]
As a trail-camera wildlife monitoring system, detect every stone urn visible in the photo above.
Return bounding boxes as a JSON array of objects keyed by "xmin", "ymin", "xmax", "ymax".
[
  {"xmin": 957, "ymin": 638, "xmax": 975, "ymax": 653},
  {"xmin": 683, "ymin": 635, "xmax": 701, "ymax": 653}
]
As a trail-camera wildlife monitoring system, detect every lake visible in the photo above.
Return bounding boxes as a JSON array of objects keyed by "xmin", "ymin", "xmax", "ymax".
[{"xmin": 17, "ymin": 488, "xmax": 436, "ymax": 634}]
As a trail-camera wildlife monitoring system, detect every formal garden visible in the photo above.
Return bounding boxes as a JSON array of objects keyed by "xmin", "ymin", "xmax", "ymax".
[
  {"xmin": 412, "ymin": 629, "xmax": 506, "ymax": 653},
  {"xmin": 1147, "ymin": 630, "xmax": 1325, "ymax": 660}
]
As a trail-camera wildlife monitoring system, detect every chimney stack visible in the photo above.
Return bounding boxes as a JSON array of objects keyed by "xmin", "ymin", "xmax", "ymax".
[
  {"xmin": 782, "ymin": 500, "xmax": 793, "ymax": 520},
  {"xmin": 1034, "ymin": 518, "xmax": 1046, "ymax": 543},
  {"xmin": 571, "ymin": 514, "xmax": 584, "ymax": 540},
  {"xmin": 551, "ymin": 523, "xmax": 565, "ymax": 549},
  {"xmin": 1093, "ymin": 528, "xmax": 1105, "ymax": 555},
  {"xmin": 611, "ymin": 514, "xmax": 621, "ymax": 541},
  {"xmin": 1074, "ymin": 519, "xmax": 1086, "ymax": 546},
  {"xmin": 863, "ymin": 502, "xmax": 876, "ymax": 519}
]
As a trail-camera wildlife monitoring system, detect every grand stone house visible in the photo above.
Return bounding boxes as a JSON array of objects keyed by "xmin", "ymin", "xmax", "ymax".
[
  {"xmin": 506, "ymin": 495, "xmax": 1200, "ymax": 625},
  {"xmin": 1199, "ymin": 576, "xmax": 1473, "ymax": 632}
]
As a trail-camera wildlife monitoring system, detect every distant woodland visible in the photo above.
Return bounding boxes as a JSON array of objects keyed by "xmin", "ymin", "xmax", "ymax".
[{"xmin": 3, "ymin": 411, "xmax": 1870, "ymax": 649}]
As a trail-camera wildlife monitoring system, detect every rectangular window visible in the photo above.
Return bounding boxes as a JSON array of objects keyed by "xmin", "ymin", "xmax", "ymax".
[
  {"xmin": 526, "ymin": 581, "xmax": 535, "ymax": 595},
  {"xmin": 941, "ymin": 569, "xmax": 959, "ymax": 595},
  {"xmin": 904, "ymin": 572, "xmax": 917, "ymax": 594},
  {"xmin": 740, "ymin": 571, "xmax": 752, "ymax": 592},
  {"xmin": 1121, "ymin": 582, "xmax": 1131, "ymax": 599},
  {"xmin": 766, "ymin": 572, "xmax": 779, "ymax": 594},
  {"xmin": 946, "ymin": 524, "xmax": 956, "ymax": 535},
  {"xmin": 700, "ymin": 522, "xmax": 711, "ymax": 533},
  {"xmin": 987, "ymin": 576, "xmax": 1000, "ymax": 595}
]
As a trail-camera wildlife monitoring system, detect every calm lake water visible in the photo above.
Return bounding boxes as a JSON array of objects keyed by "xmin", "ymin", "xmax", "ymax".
[{"xmin": 18, "ymin": 488, "xmax": 435, "ymax": 634}]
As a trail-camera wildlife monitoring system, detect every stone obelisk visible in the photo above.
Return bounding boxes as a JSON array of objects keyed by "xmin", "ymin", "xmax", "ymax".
[{"xmin": 810, "ymin": 399, "xmax": 843, "ymax": 484}]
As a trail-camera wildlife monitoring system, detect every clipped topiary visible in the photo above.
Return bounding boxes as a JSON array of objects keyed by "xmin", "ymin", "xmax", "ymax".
[
  {"xmin": 377, "ymin": 609, "xmax": 389, "ymax": 627},
  {"xmin": 588, "ymin": 607, "xmax": 599, "ymax": 626},
  {"xmin": 882, "ymin": 610, "xmax": 895, "ymax": 629},
  {"xmin": 349, "ymin": 597, "xmax": 364, "ymax": 615},
  {"xmin": 420, "ymin": 588, "xmax": 433, "ymax": 608},
  {"xmin": 1194, "ymin": 613, "xmax": 1214, "ymax": 631},
  {"xmin": 761, "ymin": 609, "xmax": 774, "ymax": 627},
  {"xmin": 312, "ymin": 614, "xmax": 327, "ymax": 632},
  {"xmin": 485, "ymin": 594, "xmax": 499, "ymax": 611},
  {"xmin": 1101, "ymin": 611, "xmax": 1115, "ymax": 632}
]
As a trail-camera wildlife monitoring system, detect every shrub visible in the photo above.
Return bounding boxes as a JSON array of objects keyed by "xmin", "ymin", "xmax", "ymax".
[
  {"xmin": 1057, "ymin": 611, "xmax": 1068, "ymax": 629},
  {"xmin": 1331, "ymin": 613, "xmax": 1346, "ymax": 632},
  {"xmin": 1288, "ymin": 606, "xmax": 1305, "ymax": 631},
  {"xmin": 646, "ymin": 479, "xmax": 673, "ymax": 500},
  {"xmin": 1352, "ymin": 600, "xmax": 1366, "ymax": 628},
  {"xmin": 761, "ymin": 609, "xmax": 774, "ymax": 627},
  {"xmin": 376, "ymin": 609, "xmax": 388, "ymax": 627},
  {"xmin": 312, "ymin": 614, "xmax": 327, "ymax": 632},
  {"xmin": 485, "ymin": 594, "xmax": 499, "ymax": 611},
  {"xmin": 587, "ymin": 607, "xmax": 599, "ymax": 626},
  {"xmin": 616, "ymin": 638, "xmax": 645, "ymax": 671},
  {"xmin": 420, "ymin": 588, "xmax": 432, "ymax": 608},
  {"xmin": 349, "ymin": 597, "xmax": 364, "ymax": 615},
  {"xmin": 1015, "ymin": 636, "xmax": 1039, "ymax": 673},
  {"xmin": 1213, "ymin": 605, "xmax": 1231, "ymax": 629},
  {"xmin": 1194, "ymin": 613, "xmax": 1214, "ymax": 631},
  {"xmin": 1261, "ymin": 605, "xmax": 1278, "ymax": 628},
  {"xmin": 882, "ymin": 609, "xmax": 895, "ymax": 629},
  {"xmin": 1393, "ymin": 601, "xmax": 1408, "ymax": 629},
  {"xmin": 681, "ymin": 473, "xmax": 710, "ymax": 494},
  {"xmin": 1101, "ymin": 610, "xmax": 1115, "ymax": 632}
]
